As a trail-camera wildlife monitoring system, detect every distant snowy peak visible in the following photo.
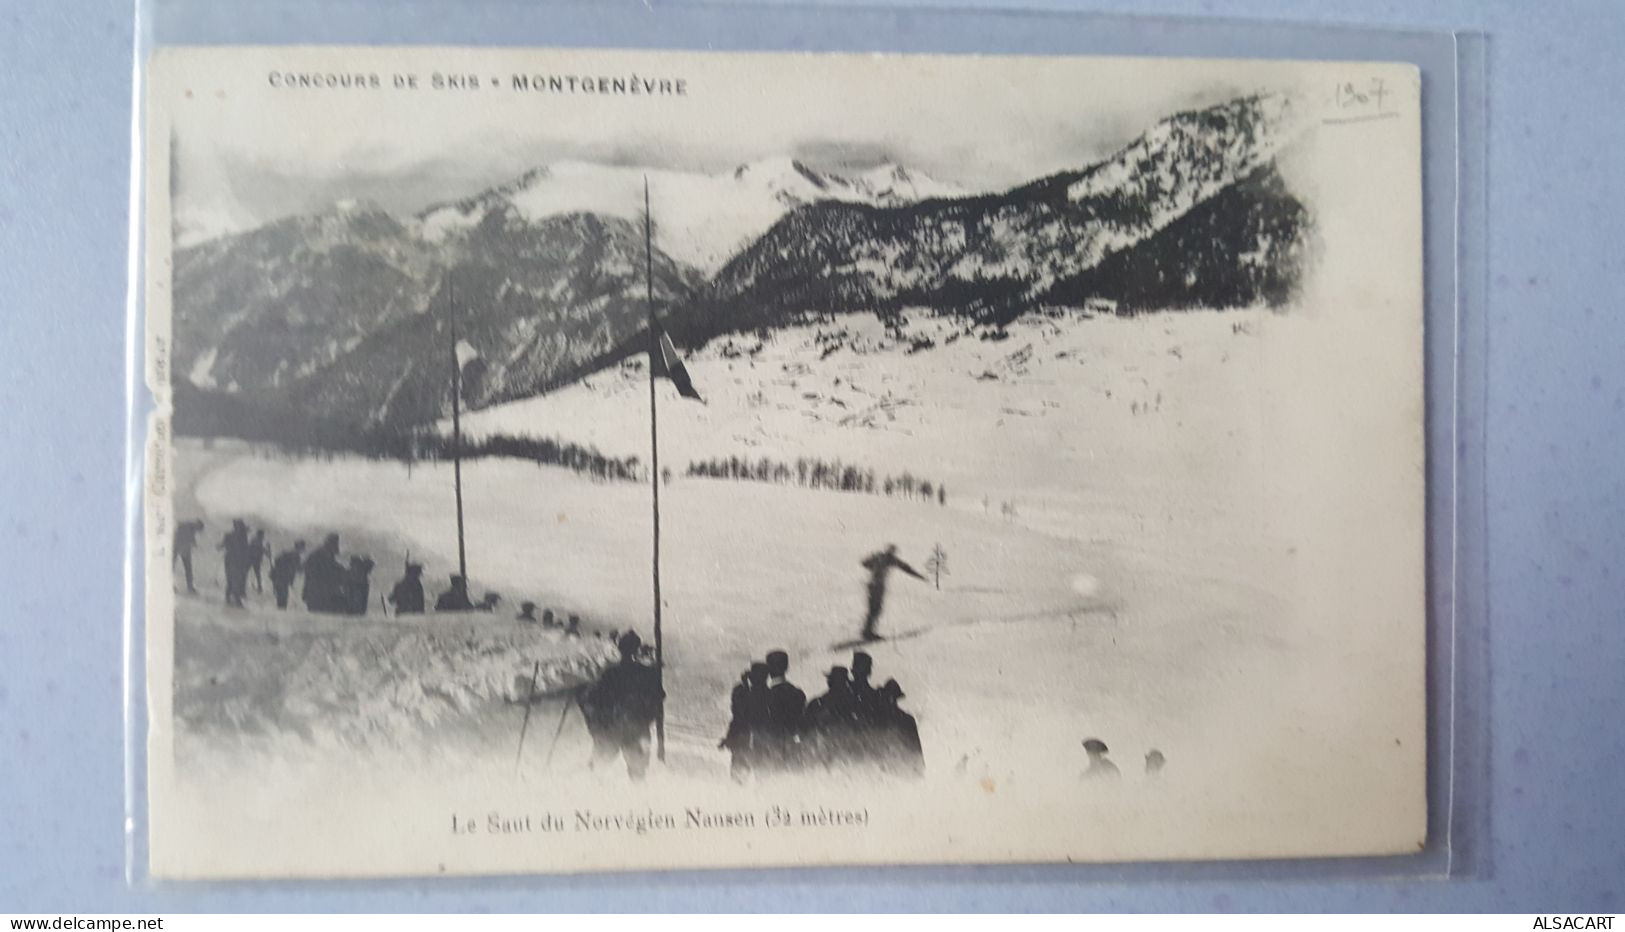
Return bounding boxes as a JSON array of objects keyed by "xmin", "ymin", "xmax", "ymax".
[
  {"xmin": 696, "ymin": 92, "xmax": 1313, "ymax": 335},
  {"xmin": 1066, "ymin": 93, "xmax": 1302, "ymax": 216},
  {"xmin": 176, "ymin": 198, "xmax": 397, "ymax": 251},
  {"xmin": 849, "ymin": 162, "xmax": 963, "ymax": 203},
  {"xmin": 416, "ymin": 158, "xmax": 964, "ymax": 273},
  {"xmin": 729, "ymin": 157, "xmax": 959, "ymax": 205}
]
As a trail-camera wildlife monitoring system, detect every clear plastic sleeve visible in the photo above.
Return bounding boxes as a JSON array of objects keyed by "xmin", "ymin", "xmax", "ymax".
[{"xmin": 124, "ymin": 0, "xmax": 1488, "ymax": 886}]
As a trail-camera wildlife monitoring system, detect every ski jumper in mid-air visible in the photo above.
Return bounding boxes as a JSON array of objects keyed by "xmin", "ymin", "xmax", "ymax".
[{"xmin": 860, "ymin": 544, "xmax": 927, "ymax": 641}]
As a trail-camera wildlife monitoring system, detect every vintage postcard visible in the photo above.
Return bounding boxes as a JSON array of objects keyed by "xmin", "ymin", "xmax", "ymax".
[{"xmin": 143, "ymin": 46, "xmax": 1426, "ymax": 879}]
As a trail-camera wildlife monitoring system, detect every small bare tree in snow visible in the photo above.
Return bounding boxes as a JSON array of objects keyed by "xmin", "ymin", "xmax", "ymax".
[{"xmin": 925, "ymin": 543, "xmax": 949, "ymax": 591}]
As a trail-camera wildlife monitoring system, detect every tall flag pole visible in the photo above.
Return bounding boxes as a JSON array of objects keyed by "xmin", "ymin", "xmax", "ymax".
[
  {"xmin": 644, "ymin": 178, "xmax": 666, "ymax": 763},
  {"xmin": 448, "ymin": 273, "xmax": 468, "ymax": 586}
]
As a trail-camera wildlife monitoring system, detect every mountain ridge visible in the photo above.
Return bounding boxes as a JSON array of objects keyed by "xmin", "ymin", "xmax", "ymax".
[{"xmin": 171, "ymin": 92, "xmax": 1312, "ymax": 433}]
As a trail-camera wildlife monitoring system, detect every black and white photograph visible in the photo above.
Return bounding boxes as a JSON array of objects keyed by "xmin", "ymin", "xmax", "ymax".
[{"xmin": 143, "ymin": 46, "xmax": 1427, "ymax": 879}]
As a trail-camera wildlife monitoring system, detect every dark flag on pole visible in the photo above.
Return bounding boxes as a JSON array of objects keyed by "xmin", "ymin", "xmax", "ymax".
[{"xmin": 653, "ymin": 327, "xmax": 704, "ymax": 403}]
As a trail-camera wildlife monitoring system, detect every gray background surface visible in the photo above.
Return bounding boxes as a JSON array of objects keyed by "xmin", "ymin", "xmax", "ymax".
[{"xmin": 1, "ymin": 0, "xmax": 1619, "ymax": 913}]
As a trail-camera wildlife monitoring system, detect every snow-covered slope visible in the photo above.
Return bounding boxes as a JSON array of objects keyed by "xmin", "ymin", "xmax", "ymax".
[
  {"xmin": 458, "ymin": 307, "xmax": 1273, "ymax": 553},
  {"xmin": 180, "ymin": 307, "xmax": 1297, "ymax": 788},
  {"xmin": 416, "ymin": 158, "xmax": 965, "ymax": 273}
]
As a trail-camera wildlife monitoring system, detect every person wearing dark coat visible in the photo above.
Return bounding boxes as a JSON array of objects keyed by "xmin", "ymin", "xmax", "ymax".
[
  {"xmin": 581, "ymin": 631, "xmax": 665, "ymax": 782},
  {"xmin": 218, "ymin": 519, "xmax": 252, "ymax": 608},
  {"xmin": 434, "ymin": 574, "xmax": 474, "ymax": 612},
  {"xmin": 758, "ymin": 649, "xmax": 807, "ymax": 774},
  {"xmin": 301, "ymin": 533, "xmax": 344, "ymax": 613},
  {"xmin": 268, "ymin": 540, "xmax": 305, "ymax": 609},
  {"xmin": 172, "ymin": 519, "xmax": 204, "ymax": 594},
  {"xmin": 849, "ymin": 650, "xmax": 878, "ymax": 715},
  {"xmin": 247, "ymin": 529, "xmax": 269, "ymax": 593},
  {"xmin": 388, "ymin": 562, "xmax": 426, "ymax": 615},
  {"xmin": 872, "ymin": 679, "xmax": 924, "ymax": 780},
  {"xmin": 803, "ymin": 666, "xmax": 862, "ymax": 772},
  {"xmin": 718, "ymin": 662, "xmax": 770, "ymax": 783},
  {"xmin": 342, "ymin": 555, "xmax": 375, "ymax": 615}
]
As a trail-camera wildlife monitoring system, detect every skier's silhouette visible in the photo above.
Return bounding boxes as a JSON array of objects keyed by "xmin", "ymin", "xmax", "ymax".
[{"xmin": 859, "ymin": 544, "xmax": 927, "ymax": 641}]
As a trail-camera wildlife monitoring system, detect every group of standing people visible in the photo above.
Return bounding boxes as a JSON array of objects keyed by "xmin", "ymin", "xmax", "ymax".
[
  {"xmin": 175, "ymin": 517, "xmax": 598, "ymax": 626},
  {"xmin": 720, "ymin": 648, "xmax": 923, "ymax": 782},
  {"xmin": 291, "ymin": 533, "xmax": 376, "ymax": 614},
  {"xmin": 173, "ymin": 518, "xmax": 272, "ymax": 608},
  {"xmin": 173, "ymin": 517, "xmax": 471, "ymax": 618},
  {"xmin": 386, "ymin": 564, "xmax": 498, "ymax": 615}
]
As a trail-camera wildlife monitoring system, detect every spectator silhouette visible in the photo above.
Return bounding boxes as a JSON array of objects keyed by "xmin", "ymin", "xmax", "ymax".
[
  {"xmin": 218, "ymin": 519, "xmax": 252, "ymax": 608},
  {"xmin": 301, "ymin": 534, "xmax": 344, "ymax": 613},
  {"xmin": 719, "ymin": 662, "xmax": 770, "ymax": 783},
  {"xmin": 247, "ymin": 529, "xmax": 269, "ymax": 593},
  {"xmin": 268, "ymin": 539, "xmax": 305, "ymax": 610},
  {"xmin": 342, "ymin": 555, "xmax": 375, "ymax": 615},
  {"xmin": 759, "ymin": 649, "xmax": 807, "ymax": 774},
  {"xmin": 804, "ymin": 666, "xmax": 862, "ymax": 772},
  {"xmin": 434, "ymin": 574, "xmax": 474, "ymax": 612},
  {"xmin": 172, "ymin": 519, "xmax": 204, "ymax": 594},
  {"xmin": 388, "ymin": 562, "xmax": 425, "ymax": 615},
  {"xmin": 582, "ymin": 631, "xmax": 664, "ymax": 782},
  {"xmin": 849, "ymin": 650, "xmax": 878, "ymax": 713},
  {"xmin": 872, "ymin": 679, "xmax": 924, "ymax": 779}
]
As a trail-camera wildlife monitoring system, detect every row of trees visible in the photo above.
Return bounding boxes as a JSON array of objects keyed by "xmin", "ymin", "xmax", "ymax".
[
  {"xmin": 209, "ymin": 424, "xmax": 641, "ymax": 485},
  {"xmin": 175, "ymin": 382, "xmax": 641, "ymax": 483},
  {"xmin": 419, "ymin": 433, "xmax": 636, "ymax": 483},
  {"xmin": 684, "ymin": 454, "xmax": 948, "ymax": 505},
  {"xmin": 339, "ymin": 430, "xmax": 642, "ymax": 484}
]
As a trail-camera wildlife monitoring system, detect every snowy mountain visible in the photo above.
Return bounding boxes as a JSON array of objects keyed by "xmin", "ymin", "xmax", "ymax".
[
  {"xmin": 288, "ymin": 207, "xmax": 703, "ymax": 424},
  {"xmin": 695, "ymin": 94, "xmax": 1309, "ymax": 335},
  {"xmin": 173, "ymin": 198, "xmax": 701, "ymax": 426},
  {"xmin": 416, "ymin": 158, "xmax": 964, "ymax": 273},
  {"xmin": 171, "ymin": 93, "xmax": 1311, "ymax": 433},
  {"xmin": 172, "ymin": 201, "xmax": 439, "ymax": 393},
  {"xmin": 174, "ymin": 156, "xmax": 961, "ymax": 424}
]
